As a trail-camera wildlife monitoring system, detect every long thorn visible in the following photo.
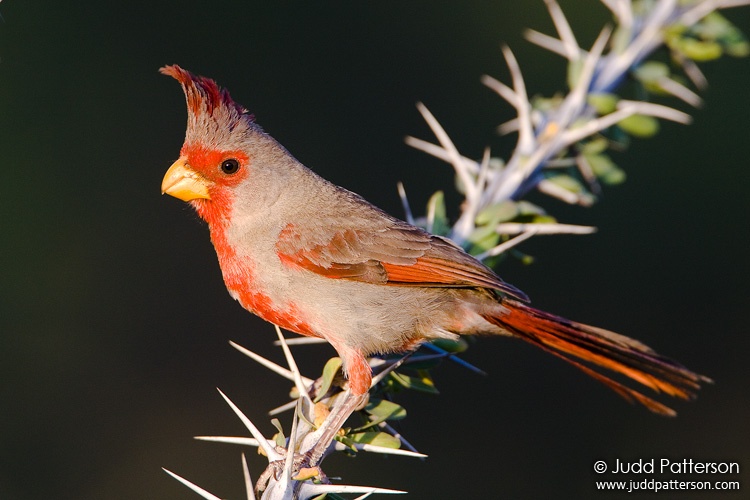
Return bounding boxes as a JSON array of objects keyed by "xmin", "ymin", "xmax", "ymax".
[
  {"xmin": 241, "ymin": 454, "xmax": 257, "ymax": 500},
  {"xmin": 274, "ymin": 325, "xmax": 314, "ymax": 406},
  {"xmin": 216, "ymin": 388, "xmax": 282, "ymax": 461},
  {"xmin": 162, "ymin": 469, "xmax": 223, "ymax": 500},
  {"xmin": 416, "ymin": 102, "xmax": 479, "ymax": 204}
]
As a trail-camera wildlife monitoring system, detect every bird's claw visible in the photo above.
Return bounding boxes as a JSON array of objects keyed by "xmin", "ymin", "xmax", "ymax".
[{"xmin": 255, "ymin": 450, "xmax": 328, "ymax": 495}]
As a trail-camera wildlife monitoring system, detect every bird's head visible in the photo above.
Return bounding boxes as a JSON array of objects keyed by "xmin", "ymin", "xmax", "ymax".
[{"xmin": 160, "ymin": 65, "xmax": 288, "ymax": 225}]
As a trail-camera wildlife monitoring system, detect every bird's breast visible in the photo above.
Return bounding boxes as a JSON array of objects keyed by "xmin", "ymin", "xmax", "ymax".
[
  {"xmin": 212, "ymin": 223, "xmax": 319, "ymax": 338},
  {"xmin": 231, "ymin": 283, "xmax": 319, "ymax": 338}
]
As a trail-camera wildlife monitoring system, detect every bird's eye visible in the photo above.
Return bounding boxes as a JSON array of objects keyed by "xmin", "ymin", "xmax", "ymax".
[{"xmin": 220, "ymin": 158, "xmax": 241, "ymax": 175}]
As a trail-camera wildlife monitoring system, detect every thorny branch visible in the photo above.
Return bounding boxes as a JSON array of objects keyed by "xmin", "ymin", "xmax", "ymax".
[{"xmin": 165, "ymin": 1, "xmax": 749, "ymax": 498}]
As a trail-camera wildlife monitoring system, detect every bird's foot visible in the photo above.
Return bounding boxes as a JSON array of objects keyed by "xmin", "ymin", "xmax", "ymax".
[
  {"xmin": 254, "ymin": 391, "xmax": 367, "ymax": 495},
  {"xmin": 255, "ymin": 450, "xmax": 328, "ymax": 495}
]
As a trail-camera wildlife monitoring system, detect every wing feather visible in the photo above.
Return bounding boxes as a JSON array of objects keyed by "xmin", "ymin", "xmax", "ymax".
[{"xmin": 275, "ymin": 222, "xmax": 528, "ymax": 301}]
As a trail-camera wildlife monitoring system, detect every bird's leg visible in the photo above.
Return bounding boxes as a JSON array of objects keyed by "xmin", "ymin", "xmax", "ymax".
[
  {"xmin": 304, "ymin": 389, "xmax": 368, "ymax": 466},
  {"xmin": 302, "ymin": 345, "xmax": 372, "ymax": 465},
  {"xmin": 255, "ymin": 348, "xmax": 371, "ymax": 495},
  {"xmin": 254, "ymin": 395, "xmax": 364, "ymax": 495}
]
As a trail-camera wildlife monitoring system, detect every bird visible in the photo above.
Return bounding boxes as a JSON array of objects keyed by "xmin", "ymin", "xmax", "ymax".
[{"xmin": 159, "ymin": 64, "xmax": 709, "ymax": 464}]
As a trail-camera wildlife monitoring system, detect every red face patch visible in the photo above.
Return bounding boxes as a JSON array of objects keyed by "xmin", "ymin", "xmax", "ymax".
[
  {"xmin": 178, "ymin": 145, "xmax": 251, "ymax": 224},
  {"xmin": 180, "ymin": 144, "xmax": 250, "ymax": 185}
]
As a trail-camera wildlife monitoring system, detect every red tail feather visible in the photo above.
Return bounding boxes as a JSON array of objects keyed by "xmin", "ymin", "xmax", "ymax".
[{"xmin": 485, "ymin": 300, "xmax": 711, "ymax": 416}]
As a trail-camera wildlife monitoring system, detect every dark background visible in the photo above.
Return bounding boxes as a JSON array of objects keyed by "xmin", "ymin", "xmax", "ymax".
[{"xmin": 1, "ymin": 1, "xmax": 748, "ymax": 499}]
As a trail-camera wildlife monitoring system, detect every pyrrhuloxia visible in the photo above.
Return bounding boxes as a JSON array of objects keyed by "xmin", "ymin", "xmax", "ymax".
[{"xmin": 160, "ymin": 65, "xmax": 708, "ymax": 430}]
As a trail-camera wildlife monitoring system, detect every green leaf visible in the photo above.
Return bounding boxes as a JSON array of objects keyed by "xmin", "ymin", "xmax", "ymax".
[
  {"xmin": 353, "ymin": 399, "xmax": 408, "ymax": 431},
  {"xmin": 611, "ymin": 25, "xmax": 632, "ymax": 54},
  {"xmin": 467, "ymin": 223, "xmax": 501, "ymax": 245},
  {"xmin": 390, "ymin": 371, "xmax": 439, "ymax": 394},
  {"xmin": 633, "ymin": 61, "xmax": 670, "ymax": 84},
  {"xmin": 426, "ymin": 191, "xmax": 450, "ymax": 236},
  {"xmin": 585, "ymin": 153, "xmax": 626, "ymax": 185},
  {"xmin": 530, "ymin": 214, "xmax": 558, "ymax": 224},
  {"xmin": 546, "ymin": 173, "xmax": 585, "ymax": 194},
  {"xmin": 703, "ymin": 13, "xmax": 750, "ymax": 57},
  {"xmin": 531, "ymin": 94, "xmax": 564, "ymax": 113},
  {"xmin": 468, "ymin": 231, "xmax": 500, "ymax": 257},
  {"xmin": 693, "ymin": 12, "xmax": 737, "ymax": 42},
  {"xmin": 348, "ymin": 431, "xmax": 401, "ymax": 449},
  {"xmin": 365, "ymin": 399, "xmax": 407, "ymax": 421},
  {"xmin": 567, "ymin": 58, "xmax": 584, "ymax": 89},
  {"xmin": 581, "ymin": 137, "xmax": 609, "ymax": 155},
  {"xmin": 515, "ymin": 200, "xmax": 546, "ymax": 216},
  {"xmin": 587, "ymin": 92, "xmax": 619, "ymax": 115},
  {"xmin": 679, "ymin": 38, "xmax": 724, "ymax": 61},
  {"xmin": 430, "ymin": 337, "xmax": 469, "ymax": 353},
  {"xmin": 315, "ymin": 357, "xmax": 342, "ymax": 402},
  {"xmin": 270, "ymin": 419, "xmax": 286, "ymax": 447},
  {"xmin": 725, "ymin": 40, "xmax": 750, "ymax": 57},
  {"xmin": 618, "ymin": 114, "xmax": 660, "ymax": 138},
  {"xmin": 476, "ymin": 200, "xmax": 518, "ymax": 225}
]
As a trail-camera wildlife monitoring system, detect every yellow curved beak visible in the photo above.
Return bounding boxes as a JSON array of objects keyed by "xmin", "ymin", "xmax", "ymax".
[{"xmin": 161, "ymin": 158, "xmax": 211, "ymax": 201}]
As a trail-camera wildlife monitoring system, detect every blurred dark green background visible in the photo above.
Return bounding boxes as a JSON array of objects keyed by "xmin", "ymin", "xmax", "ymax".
[{"xmin": 1, "ymin": 1, "xmax": 749, "ymax": 499}]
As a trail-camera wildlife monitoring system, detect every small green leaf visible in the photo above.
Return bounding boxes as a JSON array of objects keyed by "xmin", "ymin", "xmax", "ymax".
[
  {"xmin": 679, "ymin": 38, "xmax": 724, "ymax": 61},
  {"xmin": 365, "ymin": 399, "xmax": 407, "ymax": 421},
  {"xmin": 468, "ymin": 231, "xmax": 500, "ymax": 257},
  {"xmin": 725, "ymin": 40, "xmax": 750, "ymax": 57},
  {"xmin": 587, "ymin": 92, "xmax": 619, "ymax": 115},
  {"xmin": 693, "ymin": 12, "xmax": 735, "ymax": 41},
  {"xmin": 354, "ymin": 399, "xmax": 407, "ymax": 430},
  {"xmin": 454, "ymin": 173, "xmax": 467, "ymax": 195},
  {"xmin": 426, "ymin": 191, "xmax": 451, "ymax": 236},
  {"xmin": 315, "ymin": 357, "xmax": 342, "ymax": 402},
  {"xmin": 581, "ymin": 137, "xmax": 609, "ymax": 155},
  {"xmin": 270, "ymin": 419, "xmax": 286, "ymax": 447},
  {"xmin": 270, "ymin": 419, "xmax": 284, "ymax": 435},
  {"xmin": 467, "ymin": 223, "xmax": 501, "ymax": 245},
  {"xmin": 531, "ymin": 214, "xmax": 558, "ymax": 224},
  {"xmin": 567, "ymin": 58, "xmax": 584, "ymax": 89},
  {"xmin": 531, "ymin": 94, "xmax": 564, "ymax": 113},
  {"xmin": 585, "ymin": 153, "xmax": 626, "ymax": 185},
  {"xmin": 633, "ymin": 61, "xmax": 670, "ymax": 84},
  {"xmin": 348, "ymin": 431, "xmax": 401, "ymax": 449},
  {"xmin": 611, "ymin": 25, "xmax": 632, "ymax": 54},
  {"xmin": 431, "ymin": 337, "xmax": 469, "ymax": 353},
  {"xmin": 546, "ymin": 174, "xmax": 585, "ymax": 194},
  {"xmin": 476, "ymin": 200, "xmax": 518, "ymax": 225},
  {"xmin": 618, "ymin": 114, "xmax": 660, "ymax": 138},
  {"xmin": 488, "ymin": 157, "xmax": 506, "ymax": 171},
  {"xmin": 515, "ymin": 200, "xmax": 546, "ymax": 216},
  {"xmin": 390, "ymin": 371, "xmax": 439, "ymax": 394},
  {"xmin": 702, "ymin": 12, "xmax": 750, "ymax": 57}
]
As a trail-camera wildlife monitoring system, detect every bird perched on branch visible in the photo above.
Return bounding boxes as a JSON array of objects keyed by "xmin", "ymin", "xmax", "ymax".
[{"xmin": 160, "ymin": 65, "xmax": 709, "ymax": 467}]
